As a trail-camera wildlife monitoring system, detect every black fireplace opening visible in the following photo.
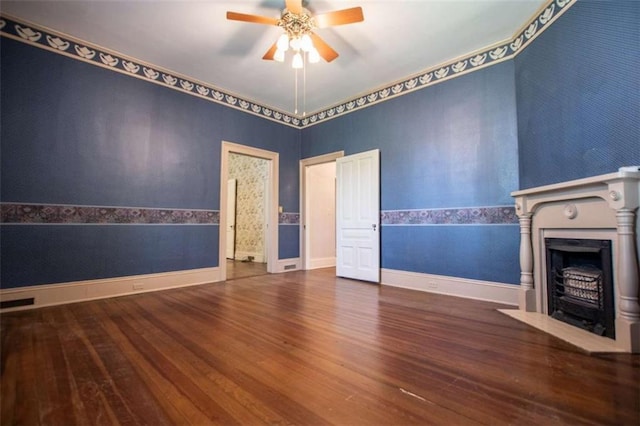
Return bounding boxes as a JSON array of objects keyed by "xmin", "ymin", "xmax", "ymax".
[{"xmin": 545, "ymin": 238, "xmax": 615, "ymax": 339}]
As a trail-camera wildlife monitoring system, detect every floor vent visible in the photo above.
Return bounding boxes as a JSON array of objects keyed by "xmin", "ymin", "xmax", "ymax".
[
  {"xmin": 284, "ymin": 264, "xmax": 296, "ymax": 270},
  {"xmin": 1, "ymin": 298, "xmax": 35, "ymax": 310}
]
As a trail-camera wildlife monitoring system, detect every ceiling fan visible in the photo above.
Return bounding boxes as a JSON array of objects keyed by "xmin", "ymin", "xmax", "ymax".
[{"xmin": 226, "ymin": 0, "xmax": 364, "ymax": 66}]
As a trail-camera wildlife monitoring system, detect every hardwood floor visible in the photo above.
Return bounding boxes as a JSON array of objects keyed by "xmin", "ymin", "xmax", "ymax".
[
  {"xmin": 1, "ymin": 268, "xmax": 638, "ymax": 425},
  {"xmin": 226, "ymin": 259, "xmax": 268, "ymax": 280}
]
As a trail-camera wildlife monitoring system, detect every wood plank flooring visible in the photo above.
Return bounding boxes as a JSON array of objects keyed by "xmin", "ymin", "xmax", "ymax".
[
  {"xmin": 1, "ymin": 268, "xmax": 639, "ymax": 425},
  {"xmin": 226, "ymin": 260, "xmax": 268, "ymax": 281}
]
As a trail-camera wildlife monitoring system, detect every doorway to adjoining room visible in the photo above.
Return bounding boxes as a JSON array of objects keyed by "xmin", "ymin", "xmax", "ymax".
[
  {"xmin": 300, "ymin": 151, "xmax": 343, "ymax": 272},
  {"xmin": 226, "ymin": 153, "xmax": 269, "ymax": 280},
  {"xmin": 220, "ymin": 142, "xmax": 279, "ymax": 281}
]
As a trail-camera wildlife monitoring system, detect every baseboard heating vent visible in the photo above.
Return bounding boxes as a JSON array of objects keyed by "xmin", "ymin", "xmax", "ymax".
[
  {"xmin": 1, "ymin": 298, "xmax": 35, "ymax": 310},
  {"xmin": 284, "ymin": 264, "xmax": 296, "ymax": 270}
]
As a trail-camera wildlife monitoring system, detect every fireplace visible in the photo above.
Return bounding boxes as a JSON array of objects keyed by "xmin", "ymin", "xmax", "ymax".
[
  {"xmin": 504, "ymin": 168, "xmax": 640, "ymax": 353},
  {"xmin": 545, "ymin": 238, "xmax": 614, "ymax": 339}
]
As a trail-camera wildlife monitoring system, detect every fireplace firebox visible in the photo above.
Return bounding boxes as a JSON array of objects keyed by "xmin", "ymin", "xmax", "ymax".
[{"xmin": 545, "ymin": 238, "xmax": 615, "ymax": 339}]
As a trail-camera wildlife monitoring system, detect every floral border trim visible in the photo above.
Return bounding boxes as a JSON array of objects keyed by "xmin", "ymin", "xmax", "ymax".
[
  {"xmin": 0, "ymin": 0, "xmax": 574, "ymax": 129},
  {"xmin": 2, "ymin": 203, "xmax": 516, "ymax": 225},
  {"xmin": 381, "ymin": 206, "xmax": 518, "ymax": 226},
  {"xmin": 301, "ymin": 0, "xmax": 575, "ymax": 127},
  {"xmin": 1, "ymin": 203, "xmax": 302, "ymax": 225},
  {"xmin": 0, "ymin": 15, "xmax": 301, "ymax": 128},
  {"xmin": 279, "ymin": 212, "xmax": 300, "ymax": 225},
  {"xmin": 1, "ymin": 203, "xmax": 219, "ymax": 224}
]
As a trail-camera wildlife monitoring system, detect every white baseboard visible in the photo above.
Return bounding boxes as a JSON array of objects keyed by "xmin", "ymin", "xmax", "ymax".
[
  {"xmin": 275, "ymin": 258, "xmax": 301, "ymax": 273},
  {"xmin": 381, "ymin": 268, "xmax": 518, "ymax": 306},
  {"xmin": 234, "ymin": 251, "xmax": 265, "ymax": 263},
  {"xmin": 0, "ymin": 267, "xmax": 221, "ymax": 312},
  {"xmin": 308, "ymin": 257, "xmax": 336, "ymax": 269}
]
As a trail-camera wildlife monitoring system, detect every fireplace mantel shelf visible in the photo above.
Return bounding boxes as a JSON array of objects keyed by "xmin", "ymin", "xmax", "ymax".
[
  {"xmin": 512, "ymin": 169, "xmax": 640, "ymax": 217},
  {"xmin": 512, "ymin": 169, "xmax": 640, "ymax": 198}
]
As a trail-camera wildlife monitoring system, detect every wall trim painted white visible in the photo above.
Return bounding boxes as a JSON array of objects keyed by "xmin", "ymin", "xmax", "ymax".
[
  {"xmin": 381, "ymin": 268, "xmax": 519, "ymax": 306},
  {"xmin": 275, "ymin": 258, "xmax": 301, "ymax": 273},
  {"xmin": 1, "ymin": 266, "xmax": 519, "ymax": 311},
  {"xmin": 0, "ymin": 267, "xmax": 221, "ymax": 312},
  {"xmin": 308, "ymin": 257, "xmax": 336, "ymax": 270}
]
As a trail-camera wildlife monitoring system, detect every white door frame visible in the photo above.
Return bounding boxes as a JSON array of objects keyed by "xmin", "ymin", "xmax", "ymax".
[
  {"xmin": 220, "ymin": 141, "xmax": 279, "ymax": 281},
  {"xmin": 226, "ymin": 178, "xmax": 237, "ymax": 259},
  {"xmin": 300, "ymin": 151, "xmax": 344, "ymax": 270}
]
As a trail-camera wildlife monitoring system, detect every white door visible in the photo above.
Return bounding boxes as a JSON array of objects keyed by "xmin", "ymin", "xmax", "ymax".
[
  {"xmin": 226, "ymin": 179, "xmax": 237, "ymax": 259},
  {"xmin": 336, "ymin": 149, "xmax": 380, "ymax": 282}
]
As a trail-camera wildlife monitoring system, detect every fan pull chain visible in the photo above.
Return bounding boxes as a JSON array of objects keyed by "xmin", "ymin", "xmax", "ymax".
[
  {"xmin": 294, "ymin": 68, "xmax": 298, "ymax": 115},
  {"xmin": 303, "ymin": 53, "xmax": 307, "ymax": 117}
]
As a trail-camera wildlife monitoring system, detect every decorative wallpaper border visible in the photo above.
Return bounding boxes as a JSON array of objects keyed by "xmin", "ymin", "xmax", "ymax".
[
  {"xmin": 0, "ymin": 0, "xmax": 575, "ymax": 128},
  {"xmin": 279, "ymin": 212, "xmax": 300, "ymax": 225},
  {"xmin": 303, "ymin": 0, "xmax": 575, "ymax": 127},
  {"xmin": 0, "ymin": 203, "xmax": 302, "ymax": 225},
  {"xmin": 381, "ymin": 206, "xmax": 518, "ymax": 226},
  {"xmin": 1, "ymin": 203, "xmax": 515, "ymax": 225},
  {"xmin": 1, "ymin": 203, "xmax": 219, "ymax": 225},
  {"xmin": 0, "ymin": 15, "xmax": 300, "ymax": 128}
]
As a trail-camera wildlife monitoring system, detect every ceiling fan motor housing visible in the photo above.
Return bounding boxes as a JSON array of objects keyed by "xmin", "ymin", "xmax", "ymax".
[{"xmin": 278, "ymin": 8, "xmax": 316, "ymax": 39}]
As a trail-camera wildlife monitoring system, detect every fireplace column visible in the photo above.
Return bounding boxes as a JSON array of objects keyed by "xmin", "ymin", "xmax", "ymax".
[
  {"xmin": 608, "ymin": 180, "xmax": 640, "ymax": 352},
  {"xmin": 516, "ymin": 212, "xmax": 536, "ymax": 311},
  {"xmin": 616, "ymin": 209, "xmax": 640, "ymax": 321}
]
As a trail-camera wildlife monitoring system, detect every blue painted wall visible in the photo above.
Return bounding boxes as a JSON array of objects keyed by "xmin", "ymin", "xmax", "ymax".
[
  {"xmin": 302, "ymin": 62, "xmax": 521, "ymax": 284},
  {"xmin": 2, "ymin": 0, "xmax": 635, "ymax": 290},
  {"xmin": 1, "ymin": 38, "xmax": 299, "ymax": 288},
  {"xmin": 2, "ymin": 225, "xmax": 218, "ymax": 286},
  {"xmin": 516, "ymin": 0, "xmax": 640, "ymax": 189}
]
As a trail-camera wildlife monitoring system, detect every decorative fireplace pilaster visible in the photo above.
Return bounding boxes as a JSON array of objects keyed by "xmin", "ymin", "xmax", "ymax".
[
  {"xmin": 511, "ymin": 168, "xmax": 640, "ymax": 353},
  {"xmin": 517, "ymin": 214, "xmax": 536, "ymax": 312},
  {"xmin": 616, "ymin": 209, "xmax": 640, "ymax": 321}
]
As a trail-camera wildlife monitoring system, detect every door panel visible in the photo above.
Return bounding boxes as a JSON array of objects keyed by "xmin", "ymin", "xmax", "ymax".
[{"xmin": 336, "ymin": 149, "xmax": 380, "ymax": 282}]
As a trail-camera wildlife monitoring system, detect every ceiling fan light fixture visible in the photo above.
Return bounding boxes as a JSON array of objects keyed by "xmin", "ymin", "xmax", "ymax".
[
  {"xmin": 226, "ymin": 1, "xmax": 365, "ymax": 115},
  {"xmin": 276, "ymin": 33, "xmax": 289, "ymax": 51},
  {"xmin": 274, "ymin": 48, "xmax": 285, "ymax": 62},
  {"xmin": 292, "ymin": 52, "xmax": 303, "ymax": 69},
  {"xmin": 289, "ymin": 37, "xmax": 301, "ymax": 51},
  {"xmin": 308, "ymin": 47, "xmax": 320, "ymax": 64},
  {"xmin": 300, "ymin": 34, "xmax": 313, "ymax": 52}
]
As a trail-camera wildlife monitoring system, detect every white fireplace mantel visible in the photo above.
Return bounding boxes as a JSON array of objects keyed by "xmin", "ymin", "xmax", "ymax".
[{"xmin": 507, "ymin": 168, "xmax": 640, "ymax": 353}]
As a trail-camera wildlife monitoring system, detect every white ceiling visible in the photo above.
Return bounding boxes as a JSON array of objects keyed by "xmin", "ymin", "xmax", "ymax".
[{"xmin": 1, "ymin": 0, "xmax": 548, "ymax": 115}]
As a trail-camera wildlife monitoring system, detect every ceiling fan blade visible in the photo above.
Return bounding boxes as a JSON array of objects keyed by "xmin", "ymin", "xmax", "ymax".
[
  {"xmin": 285, "ymin": 0, "xmax": 303, "ymax": 14},
  {"xmin": 262, "ymin": 42, "xmax": 278, "ymax": 60},
  {"xmin": 226, "ymin": 11, "xmax": 279, "ymax": 26},
  {"xmin": 310, "ymin": 33, "xmax": 339, "ymax": 62},
  {"xmin": 314, "ymin": 7, "xmax": 364, "ymax": 28}
]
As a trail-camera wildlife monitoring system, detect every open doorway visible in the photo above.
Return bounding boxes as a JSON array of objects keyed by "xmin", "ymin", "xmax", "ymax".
[
  {"xmin": 225, "ymin": 153, "xmax": 270, "ymax": 280},
  {"xmin": 220, "ymin": 142, "xmax": 279, "ymax": 281},
  {"xmin": 228, "ymin": 153, "xmax": 269, "ymax": 263},
  {"xmin": 300, "ymin": 151, "xmax": 344, "ymax": 270}
]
